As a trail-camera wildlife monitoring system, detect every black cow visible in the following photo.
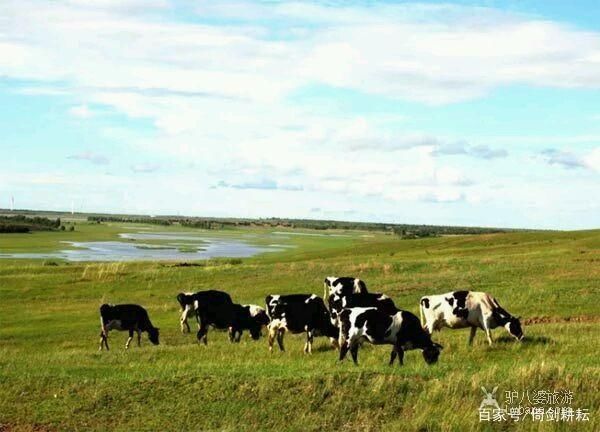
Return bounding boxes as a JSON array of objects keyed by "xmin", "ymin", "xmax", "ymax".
[
  {"xmin": 328, "ymin": 292, "xmax": 398, "ymax": 326},
  {"xmin": 323, "ymin": 276, "xmax": 368, "ymax": 300},
  {"xmin": 338, "ymin": 307, "xmax": 442, "ymax": 366},
  {"xmin": 99, "ymin": 304, "xmax": 159, "ymax": 351},
  {"xmin": 187, "ymin": 290, "xmax": 234, "ymax": 344},
  {"xmin": 183, "ymin": 290, "xmax": 267, "ymax": 345},
  {"xmin": 228, "ymin": 304, "xmax": 270, "ymax": 342},
  {"xmin": 265, "ymin": 294, "xmax": 339, "ymax": 353}
]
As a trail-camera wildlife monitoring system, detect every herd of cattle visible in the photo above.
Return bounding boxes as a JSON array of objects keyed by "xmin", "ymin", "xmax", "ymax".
[{"xmin": 99, "ymin": 276, "xmax": 524, "ymax": 366}]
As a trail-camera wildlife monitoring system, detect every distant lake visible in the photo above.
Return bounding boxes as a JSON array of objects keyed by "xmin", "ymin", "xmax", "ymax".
[{"xmin": 0, "ymin": 231, "xmax": 292, "ymax": 262}]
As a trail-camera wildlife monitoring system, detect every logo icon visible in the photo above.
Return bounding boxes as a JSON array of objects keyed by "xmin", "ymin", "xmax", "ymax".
[{"xmin": 479, "ymin": 386, "xmax": 500, "ymax": 410}]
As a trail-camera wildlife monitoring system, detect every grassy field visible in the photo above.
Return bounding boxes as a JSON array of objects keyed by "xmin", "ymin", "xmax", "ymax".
[{"xmin": 0, "ymin": 222, "xmax": 598, "ymax": 431}]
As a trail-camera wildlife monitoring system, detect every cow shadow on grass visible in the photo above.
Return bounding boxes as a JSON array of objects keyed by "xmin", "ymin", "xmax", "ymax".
[
  {"xmin": 495, "ymin": 335, "xmax": 554, "ymax": 345},
  {"xmin": 313, "ymin": 343, "xmax": 339, "ymax": 353}
]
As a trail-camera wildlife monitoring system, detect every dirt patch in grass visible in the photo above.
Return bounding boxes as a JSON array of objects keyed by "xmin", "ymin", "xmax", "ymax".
[{"xmin": 524, "ymin": 315, "xmax": 600, "ymax": 325}]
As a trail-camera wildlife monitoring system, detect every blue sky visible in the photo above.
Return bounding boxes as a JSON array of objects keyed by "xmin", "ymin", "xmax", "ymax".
[{"xmin": 1, "ymin": 1, "xmax": 599, "ymax": 229}]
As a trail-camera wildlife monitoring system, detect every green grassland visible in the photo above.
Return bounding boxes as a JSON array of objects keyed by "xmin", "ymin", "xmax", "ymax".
[{"xmin": 0, "ymin": 222, "xmax": 599, "ymax": 431}]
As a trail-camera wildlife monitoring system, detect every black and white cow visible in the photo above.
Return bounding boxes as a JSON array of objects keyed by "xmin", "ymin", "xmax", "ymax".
[
  {"xmin": 323, "ymin": 276, "xmax": 368, "ymax": 300},
  {"xmin": 228, "ymin": 304, "xmax": 270, "ymax": 342},
  {"xmin": 99, "ymin": 304, "xmax": 160, "ymax": 351},
  {"xmin": 265, "ymin": 294, "xmax": 339, "ymax": 353},
  {"xmin": 183, "ymin": 290, "xmax": 266, "ymax": 345},
  {"xmin": 328, "ymin": 292, "xmax": 398, "ymax": 326},
  {"xmin": 419, "ymin": 291, "xmax": 523, "ymax": 345},
  {"xmin": 338, "ymin": 307, "xmax": 442, "ymax": 366},
  {"xmin": 176, "ymin": 291, "xmax": 200, "ymax": 333}
]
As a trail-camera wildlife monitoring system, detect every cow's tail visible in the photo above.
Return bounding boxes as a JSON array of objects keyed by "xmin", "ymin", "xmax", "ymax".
[
  {"xmin": 323, "ymin": 278, "xmax": 330, "ymax": 303},
  {"xmin": 419, "ymin": 298, "xmax": 426, "ymax": 328}
]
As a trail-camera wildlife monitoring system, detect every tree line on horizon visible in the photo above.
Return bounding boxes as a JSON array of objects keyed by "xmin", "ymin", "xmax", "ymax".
[
  {"xmin": 86, "ymin": 215, "xmax": 509, "ymax": 238},
  {"xmin": 0, "ymin": 215, "xmax": 64, "ymax": 233}
]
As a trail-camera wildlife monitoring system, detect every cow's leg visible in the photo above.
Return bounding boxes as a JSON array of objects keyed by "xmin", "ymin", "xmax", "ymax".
[
  {"xmin": 228, "ymin": 327, "xmax": 235, "ymax": 343},
  {"xmin": 197, "ymin": 321, "xmax": 209, "ymax": 346},
  {"xmin": 350, "ymin": 344, "xmax": 359, "ymax": 365},
  {"xmin": 389, "ymin": 349, "xmax": 397, "ymax": 366},
  {"xmin": 421, "ymin": 317, "xmax": 433, "ymax": 334},
  {"xmin": 235, "ymin": 331, "xmax": 242, "ymax": 343},
  {"xmin": 125, "ymin": 329, "xmax": 134, "ymax": 350},
  {"xmin": 137, "ymin": 330, "xmax": 142, "ymax": 347},
  {"xmin": 304, "ymin": 330, "xmax": 314, "ymax": 354},
  {"xmin": 276, "ymin": 328, "xmax": 285, "ymax": 352},
  {"xmin": 396, "ymin": 347, "xmax": 404, "ymax": 366},
  {"xmin": 268, "ymin": 324, "xmax": 277, "ymax": 353},
  {"xmin": 99, "ymin": 331, "xmax": 108, "ymax": 351},
  {"xmin": 180, "ymin": 307, "xmax": 191, "ymax": 334},
  {"xmin": 339, "ymin": 341, "xmax": 349, "ymax": 361},
  {"xmin": 468, "ymin": 326, "xmax": 477, "ymax": 345},
  {"xmin": 483, "ymin": 320, "xmax": 493, "ymax": 345}
]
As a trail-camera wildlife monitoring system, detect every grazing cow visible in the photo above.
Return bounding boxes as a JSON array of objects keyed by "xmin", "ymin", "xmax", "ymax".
[
  {"xmin": 328, "ymin": 292, "xmax": 398, "ymax": 326},
  {"xmin": 176, "ymin": 292, "xmax": 200, "ymax": 333},
  {"xmin": 323, "ymin": 276, "xmax": 368, "ymax": 300},
  {"xmin": 265, "ymin": 294, "xmax": 339, "ymax": 353},
  {"xmin": 189, "ymin": 290, "xmax": 235, "ymax": 344},
  {"xmin": 338, "ymin": 307, "xmax": 442, "ymax": 366},
  {"xmin": 228, "ymin": 304, "xmax": 270, "ymax": 342},
  {"xmin": 419, "ymin": 291, "xmax": 523, "ymax": 345},
  {"xmin": 184, "ymin": 290, "xmax": 266, "ymax": 345},
  {"xmin": 99, "ymin": 304, "xmax": 159, "ymax": 351}
]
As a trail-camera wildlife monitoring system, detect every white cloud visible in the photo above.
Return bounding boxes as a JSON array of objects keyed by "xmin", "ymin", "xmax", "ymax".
[
  {"xmin": 67, "ymin": 151, "xmax": 109, "ymax": 165},
  {"xmin": 131, "ymin": 163, "xmax": 160, "ymax": 173},
  {"xmin": 432, "ymin": 141, "xmax": 508, "ymax": 159},
  {"xmin": 68, "ymin": 104, "xmax": 94, "ymax": 118},
  {"xmin": 1, "ymin": 1, "xmax": 599, "ymax": 227},
  {"xmin": 540, "ymin": 147, "xmax": 600, "ymax": 171},
  {"xmin": 584, "ymin": 148, "xmax": 600, "ymax": 171}
]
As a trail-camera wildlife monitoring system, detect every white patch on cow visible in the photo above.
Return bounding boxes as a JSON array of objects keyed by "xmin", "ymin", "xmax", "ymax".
[
  {"xmin": 305, "ymin": 294, "xmax": 317, "ymax": 303},
  {"xmin": 245, "ymin": 304, "xmax": 265, "ymax": 317},
  {"xmin": 388, "ymin": 312, "xmax": 406, "ymax": 345},
  {"xmin": 345, "ymin": 307, "xmax": 377, "ymax": 345},
  {"xmin": 269, "ymin": 317, "xmax": 288, "ymax": 332},
  {"xmin": 325, "ymin": 276, "xmax": 336, "ymax": 286},
  {"xmin": 268, "ymin": 295, "xmax": 280, "ymax": 307}
]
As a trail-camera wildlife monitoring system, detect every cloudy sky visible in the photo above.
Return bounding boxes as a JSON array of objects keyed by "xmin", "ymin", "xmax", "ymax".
[{"xmin": 1, "ymin": 1, "xmax": 599, "ymax": 229}]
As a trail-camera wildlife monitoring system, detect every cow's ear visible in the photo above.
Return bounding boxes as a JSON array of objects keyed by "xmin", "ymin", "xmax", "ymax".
[
  {"xmin": 516, "ymin": 316, "xmax": 521, "ymax": 320},
  {"xmin": 434, "ymin": 343, "xmax": 444, "ymax": 350}
]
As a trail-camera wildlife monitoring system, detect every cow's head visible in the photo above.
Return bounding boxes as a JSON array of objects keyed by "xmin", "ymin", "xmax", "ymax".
[
  {"xmin": 148, "ymin": 327, "xmax": 160, "ymax": 345},
  {"xmin": 176, "ymin": 293, "xmax": 193, "ymax": 310},
  {"xmin": 505, "ymin": 316, "xmax": 523, "ymax": 341},
  {"xmin": 254, "ymin": 310, "xmax": 271, "ymax": 327},
  {"xmin": 422, "ymin": 342, "xmax": 443, "ymax": 365},
  {"xmin": 249, "ymin": 325, "xmax": 261, "ymax": 340}
]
